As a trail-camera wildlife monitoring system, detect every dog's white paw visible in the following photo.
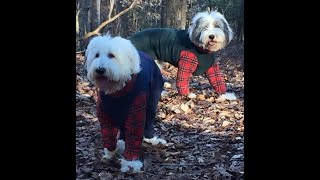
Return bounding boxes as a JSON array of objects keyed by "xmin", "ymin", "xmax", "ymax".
[
  {"xmin": 217, "ymin": 92, "xmax": 237, "ymax": 101},
  {"xmin": 143, "ymin": 136, "xmax": 167, "ymax": 145},
  {"xmin": 120, "ymin": 158, "xmax": 143, "ymax": 173},
  {"xmin": 102, "ymin": 148, "xmax": 117, "ymax": 160},
  {"xmin": 116, "ymin": 140, "xmax": 125, "ymax": 155},
  {"xmin": 188, "ymin": 92, "xmax": 197, "ymax": 99}
]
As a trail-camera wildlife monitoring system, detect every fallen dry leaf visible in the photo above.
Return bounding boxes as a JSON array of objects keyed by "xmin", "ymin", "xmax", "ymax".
[{"xmin": 180, "ymin": 103, "xmax": 189, "ymax": 113}]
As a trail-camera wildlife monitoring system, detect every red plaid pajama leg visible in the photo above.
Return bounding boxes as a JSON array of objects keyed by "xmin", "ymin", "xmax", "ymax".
[
  {"xmin": 123, "ymin": 92, "xmax": 146, "ymax": 161},
  {"xmin": 205, "ymin": 62, "xmax": 227, "ymax": 95},
  {"xmin": 97, "ymin": 93, "xmax": 118, "ymax": 151},
  {"xmin": 176, "ymin": 51, "xmax": 198, "ymax": 96}
]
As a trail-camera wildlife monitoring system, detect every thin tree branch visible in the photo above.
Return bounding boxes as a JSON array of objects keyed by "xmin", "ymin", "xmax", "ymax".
[
  {"xmin": 77, "ymin": 0, "xmax": 138, "ymax": 42},
  {"xmin": 108, "ymin": 0, "xmax": 114, "ymax": 20}
]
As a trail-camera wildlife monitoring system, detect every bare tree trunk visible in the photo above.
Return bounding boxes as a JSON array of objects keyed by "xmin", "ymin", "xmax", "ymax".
[
  {"xmin": 161, "ymin": 0, "xmax": 187, "ymax": 29},
  {"xmin": 161, "ymin": 0, "xmax": 170, "ymax": 27},
  {"xmin": 179, "ymin": 0, "xmax": 187, "ymax": 29},
  {"xmin": 236, "ymin": 0, "xmax": 244, "ymax": 42},
  {"xmin": 77, "ymin": 0, "xmax": 92, "ymax": 50},
  {"xmin": 92, "ymin": 0, "xmax": 101, "ymax": 29},
  {"xmin": 118, "ymin": 1, "xmax": 130, "ymax": 37}
]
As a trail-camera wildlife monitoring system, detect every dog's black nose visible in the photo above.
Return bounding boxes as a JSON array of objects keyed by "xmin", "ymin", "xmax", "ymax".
[
  {"xmin": 209, "ymin": 35, "xmax": 215, "ymax": 39},
  {"xmin": 95, "ymin": 67, "xmax": 105, "ymax": 75}
]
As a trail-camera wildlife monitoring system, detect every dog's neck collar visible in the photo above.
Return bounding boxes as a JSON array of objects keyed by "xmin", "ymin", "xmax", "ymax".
[
  {"xmin": 195, "ymin": 45, "xmax": 214, "ymax": 54},
  {"xmin": 109, "ymin": 74, "xmax": 137, "ymax": 97}
]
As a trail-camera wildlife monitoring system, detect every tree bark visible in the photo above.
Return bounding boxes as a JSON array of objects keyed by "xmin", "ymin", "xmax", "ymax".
[
  {"xmin": 77, "ymin": 0, "xmax": 92, "ymax": 50},
  {"xmin": 92, "ymin": 0, "xmax": 101, "ymax": 30},
  {"xmin": 161, "ymin": 0, "xmax": 187, "ymax": 29},
  {"xmin": 118, "ymin": 1, "xmax": 130, "ymax": 37},
  {"xmin": 179, "ymin": 0, "xmax": 187, "ymax": 29},
  {"xmin": 237, "ymin": 0, "xmax": 244, "ymax": 42}
]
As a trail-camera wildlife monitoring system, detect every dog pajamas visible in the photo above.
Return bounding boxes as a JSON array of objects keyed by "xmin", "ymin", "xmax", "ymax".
[
  {"xmin": 129, "ymin": 28, "xmax": 227, "ymax": 96},
  {"xmin": 96, "ymin": 51, "xmax": 164, "ymax": 161}
]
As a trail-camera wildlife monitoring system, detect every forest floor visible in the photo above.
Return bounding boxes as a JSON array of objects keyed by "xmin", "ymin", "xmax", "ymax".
[{"xmin": 76, "ymin": 41, "xmax": 244, "ymax": 180}]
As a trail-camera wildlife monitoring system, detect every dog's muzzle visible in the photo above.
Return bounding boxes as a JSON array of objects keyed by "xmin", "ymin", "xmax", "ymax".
[
  {"xmin": 208, "ymin": 35, "xmax": 217, "ymax": 46},
  {"xmin": 95, "ymin": 67, "xmax": 106, "ymax": 75}
]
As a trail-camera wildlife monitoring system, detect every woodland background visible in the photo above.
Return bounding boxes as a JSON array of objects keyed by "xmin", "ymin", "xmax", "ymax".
[
  {"xmin": 76, "ymin": 0, "xmax": 244, "ymax": 51},
  {"xmin": 76, "ymin": 0, "xmax": 244, "ymax": 179}
]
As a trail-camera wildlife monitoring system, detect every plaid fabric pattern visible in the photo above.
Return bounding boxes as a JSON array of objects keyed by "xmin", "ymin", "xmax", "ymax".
[
  {"xmin": 205, "ymin": 62, "xmax": 226, "ymax": 95},
  {"xmin": 123, "ymin": 92, "xmax": 146, "ymax": 160},
  {"xmin": 177, "ymin": 51, "xmax": 198, "ymax": 96},
  {"xmin": 177, "ymin": 51, "xmax": 227, "ymax": 96},
  {"xmin": 96, "ymin": 91, "xmax": 146, "ymax": 161},
  {"xmin": 97, "ymin": 95, "xmax": 118, "ymax": 151}
]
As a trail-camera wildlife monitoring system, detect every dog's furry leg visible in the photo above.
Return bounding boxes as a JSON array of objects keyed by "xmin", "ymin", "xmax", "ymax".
[
  {"xmin": 119, "ymin": 94, "xmax": 146, "ymax": 173},
  {"xmin": 102, "ymin": 140, "xmax": 126, "ymax": 160},
  {"xmin": 143, "ymin": 71, "xmax": 167, "ymax": 146},
  {"xmin": 102, "ymin": 148, "xmax": 117, "ymax": 159},
  {"xmin": 97, "ymin": 93, "xmax": 119, "ymax": 160},
  {"xmin": 116, "ymin": 139, "xmax": 125, "ymax": 155},
  {"xmin": 120, "ymin": 158, "xmax": 143, "ymax": 173},
  {"xmin": 217, "ymin": 92, "xmax": 237, "ymax": 101}
]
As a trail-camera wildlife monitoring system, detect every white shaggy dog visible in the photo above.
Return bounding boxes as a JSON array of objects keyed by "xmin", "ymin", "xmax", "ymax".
[
  {"xmin": 188, "ymin": 10, "xmax": 234, "ymax": 53},
  {"xmin": 85, "ymin": 33, "xmax": 166, "ymax": 173},
  {"xmin": 129, "ymin": 10, "xmax": 236, "ymax": 100}
]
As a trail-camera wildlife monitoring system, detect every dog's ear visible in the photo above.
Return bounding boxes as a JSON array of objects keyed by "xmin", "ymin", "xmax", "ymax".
[{"xmin": 221, "ymin": 17, "xmax": 234, "ymax": 43}]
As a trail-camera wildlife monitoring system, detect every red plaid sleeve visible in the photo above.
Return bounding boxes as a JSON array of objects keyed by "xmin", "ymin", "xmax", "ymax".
[
  {"xmin": 177, "ymin": 51, "xmax": 198, "ymax": 96},
  {"xmin": 123, "ymin": 92, "xmax": 146, "ymax": 161},
  {"xmin": 205, "ymin": 62, "xmax": 226, "ymax": 95},
  {"xmin": 97, "ymin": 93, "xmax": 118, "ymax": 151}
]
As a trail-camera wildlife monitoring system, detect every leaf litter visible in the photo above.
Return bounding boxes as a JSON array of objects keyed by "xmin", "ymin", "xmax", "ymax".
[{"xmin": 76, "ymin": 42, "xmax": 244, "ymax": 179}]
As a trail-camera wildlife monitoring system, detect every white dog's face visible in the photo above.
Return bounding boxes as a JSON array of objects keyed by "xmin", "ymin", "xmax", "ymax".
[
  {"xmin": 188, "ymin": 10, "xmax": 233, "ymax": 52},
  {"xmin": 85, "ymin": 34, "xmax": 141, "ymax": 94}
]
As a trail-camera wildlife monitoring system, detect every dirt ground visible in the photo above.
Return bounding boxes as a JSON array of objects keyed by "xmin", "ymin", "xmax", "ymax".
[{"xmin": 76, "ymin": 42, "xmax": 244, "ymax": 180}]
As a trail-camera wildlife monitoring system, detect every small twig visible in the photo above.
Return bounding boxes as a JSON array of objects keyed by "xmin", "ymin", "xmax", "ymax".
[{"xmin": 108, "ymin": 0, "xmax": 114, "ymax": 20}]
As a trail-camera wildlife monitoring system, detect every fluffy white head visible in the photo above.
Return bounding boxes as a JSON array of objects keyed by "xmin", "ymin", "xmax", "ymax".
[
  {"xmin": 188, "ymin": 10, "xmax": 233, "ymax": 52},
  {"xmin": 85, "ymin": 34, "xmax": 141, "ymax": 94}
]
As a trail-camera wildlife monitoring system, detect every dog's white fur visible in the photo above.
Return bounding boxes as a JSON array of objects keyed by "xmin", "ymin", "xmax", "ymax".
[
  {"xmin": 86, "ymin": 34, "xmax": 168, "ymax": 173},
  {"xmin": 85, "ymin": 34, "xmax": 141, "ymax": 94},
  {"xmin": 85, "ymin": 34, "xmax": 144, "ymax": 172},
  {"xmin": 217, "ymin": 92, "xmax": 237, "ymax": 101},
  {"xmin": 120, "ymin": 158, "xmax": 143, "ymax": 173},
  {"xmin": 188, "ymin": 11, "xmax": 236, "ymax": 99},
  {"xmin": 102, "ymin": 148, "xmax": 117, "ymax": 160},
  {"xmin": 101, "ymin": 141, "xmax": 143, "ymax": 173},
  {"xmin": 188, "ymin": 10, "xmax": 233, "ymax": 52}
]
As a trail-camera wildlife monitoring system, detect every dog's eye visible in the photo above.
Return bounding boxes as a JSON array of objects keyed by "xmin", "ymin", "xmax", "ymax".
[
  {"xmin": 95, "ymin": 53, "xmax": 99, "ymax": 58},
  {"xmin": 108, "ymin": 53, "xmax": 115, "ymax": 58}
]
